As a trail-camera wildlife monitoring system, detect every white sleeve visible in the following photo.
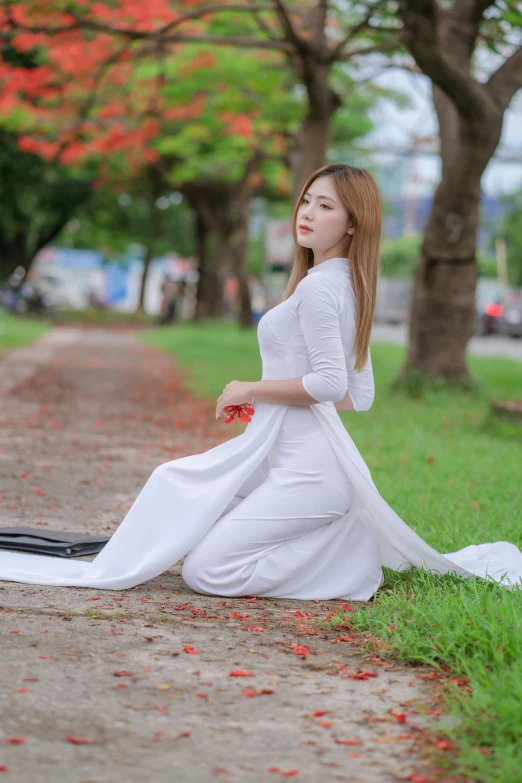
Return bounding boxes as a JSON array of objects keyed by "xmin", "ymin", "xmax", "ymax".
[
  {"xmin": 346, "ymin": 345, "xmax": 375, "ymax": 412},
  {"xmin": 294, "ymin": 276, "xmax": 348, "ymax": 403}
]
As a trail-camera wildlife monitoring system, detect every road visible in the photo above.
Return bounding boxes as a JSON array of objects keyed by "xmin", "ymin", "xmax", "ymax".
[
  {"xmin": 0, "ymin": 327, "xmax": 447, "ymax": 783},
  {"xmin": 371, "ymin": 322, "xmax": 522, "ymax": 362}
]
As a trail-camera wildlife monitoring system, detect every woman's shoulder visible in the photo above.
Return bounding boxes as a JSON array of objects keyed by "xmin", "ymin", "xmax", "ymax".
[{"xmin": 294, "ymin": 271, "xmax": 352, "ymax": 310}]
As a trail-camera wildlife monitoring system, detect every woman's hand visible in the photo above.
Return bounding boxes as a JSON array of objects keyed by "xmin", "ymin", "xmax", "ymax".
[{"xmin": 216, "ymin": 380, "xmax": 255, "ymax": 419}]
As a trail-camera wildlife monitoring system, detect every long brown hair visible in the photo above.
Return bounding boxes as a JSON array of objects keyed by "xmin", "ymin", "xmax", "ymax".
[{"xmin": 280, "ymin": 164, "xmax": 382, "ymax": 372}]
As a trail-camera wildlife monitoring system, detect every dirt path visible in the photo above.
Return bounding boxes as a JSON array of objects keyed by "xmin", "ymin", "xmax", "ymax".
[{"xmin": 0, "ymin": 327, "xmax": 453, "ymax": 783}]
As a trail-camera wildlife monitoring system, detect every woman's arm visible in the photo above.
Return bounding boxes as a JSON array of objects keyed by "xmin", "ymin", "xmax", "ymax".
[
  {"xmin": 249, "ymin": 376, "xmax": 320, "ymax": 406},
  {"xmin": 334, "ymin": 390, "xmax": 355, "ymax": 412},
  {"xmin": 247, "ymin": 378, "xmax": 356, "ymax": 410},
  {"xmin": 249, "ymin": 276, "xmax": 349, "ymax": 408}
]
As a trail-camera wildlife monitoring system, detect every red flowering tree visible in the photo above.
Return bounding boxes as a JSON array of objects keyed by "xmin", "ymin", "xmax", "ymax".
[{"xmin": 0, "ymin": 4, "xmax": 379, "ymax": 321}]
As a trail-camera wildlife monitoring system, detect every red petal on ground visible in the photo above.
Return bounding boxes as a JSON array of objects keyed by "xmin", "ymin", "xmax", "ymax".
[
  {"xmin": 282, "ymin": 771, "xmax": 300, "ymax": 777},
  {"xmin": 335, "ymin": 738, "xmax": 362, "ymax": 745},
  {"xmin": 5, "ymin": 738, "xmax": 25, "ymax": 744},
  {"xmin": 65, "ymin": 736, "xmax": 89, "ymax": 744},
  {"xmin": 229, "ymin": 669, "xmax": 256, "ymax": 677},
  {"xmin": 393, "ymin": 713, "xmax": 408, "ymax": 723},
  {"xmin": 318, "ymin": 720, "xmax": 333, "ymax": 728},
  {"xmin": 181, "ymin": 646, "xmax": 200, "ymax": 654},
  {"xmin": 345, "ymin": 670, "xmax": 378, "ymax": 680}
]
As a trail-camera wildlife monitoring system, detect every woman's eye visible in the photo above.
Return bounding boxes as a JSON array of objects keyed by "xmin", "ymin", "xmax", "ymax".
[{"xmin": 301, "ymin": 199, "xmax": 329, "ymax": 209}]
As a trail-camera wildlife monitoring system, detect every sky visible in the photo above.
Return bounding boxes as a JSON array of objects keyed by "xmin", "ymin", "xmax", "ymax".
[{"xmin": 364, "ymin": 67, "xmax": 522, "ymax": 197}]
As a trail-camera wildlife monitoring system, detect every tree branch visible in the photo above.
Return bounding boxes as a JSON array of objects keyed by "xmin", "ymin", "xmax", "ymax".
[
  {"xmin": 271, "ymin": 0, "xmax": 307, "ymax": 53},
  {"xmin": 328, "ymin": 10, "xmax": 375, "ymax": 62},
  {"xmin": 398, "ymin": 0, "xmax": 491, "ymax": 123},
  {"xmin": 336, "ymin": 37, "xmax": 402, "ymax": 61},
  {"xmin": 485, "ymin": 45, "xmax": 522, "ymax": 112}
]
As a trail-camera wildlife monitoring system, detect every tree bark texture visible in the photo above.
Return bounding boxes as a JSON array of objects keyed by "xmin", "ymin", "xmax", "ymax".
[{"xmin": 397, "ymin": 0, "xmax": 521, "ymax": 381}]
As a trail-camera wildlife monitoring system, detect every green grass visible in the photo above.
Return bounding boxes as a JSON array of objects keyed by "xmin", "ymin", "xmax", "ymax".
[
  {"xmin": 0, "ymin": 309, "xmax": 50, "ymax": 355},
  {"xmin": 142, "ymin": 319, "xmax": 522, "ymax": 782}
]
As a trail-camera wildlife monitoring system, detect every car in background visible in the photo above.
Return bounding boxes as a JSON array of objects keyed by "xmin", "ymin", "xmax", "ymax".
[
  {"xmin": 475, "ymin": 279, "xmax": 503, "ymax": 336},
  {"xmin": 498, "ymin": 291, "xmax": 522, "ymax": 339}
]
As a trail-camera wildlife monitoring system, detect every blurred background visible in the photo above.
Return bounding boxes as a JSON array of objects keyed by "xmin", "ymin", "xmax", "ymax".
[{"xmin": 0, "ymin": 1, "xmax": 521, "ymax": 359}]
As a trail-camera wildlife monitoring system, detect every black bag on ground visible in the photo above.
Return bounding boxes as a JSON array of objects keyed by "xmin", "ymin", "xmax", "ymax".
[{"xmin": 0, "ymin": 526, "xmax": 111, "ymax": 557}]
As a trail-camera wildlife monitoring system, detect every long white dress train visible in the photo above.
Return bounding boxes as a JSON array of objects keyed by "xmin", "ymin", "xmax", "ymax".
[{"xmin": 0, "ymin": 256, "xmax": 521, "ymax": 599}]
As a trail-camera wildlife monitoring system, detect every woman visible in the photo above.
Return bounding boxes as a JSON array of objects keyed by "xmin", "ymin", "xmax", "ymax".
[{"xmin": 0, "ymin": 164, "xmax": 521, "ymax": 598}]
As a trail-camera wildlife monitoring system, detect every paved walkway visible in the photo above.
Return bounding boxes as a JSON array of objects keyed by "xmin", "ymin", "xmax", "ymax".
[{"xmin": 0, "ymin": 328, "xmax": 453, "ymax": 783}]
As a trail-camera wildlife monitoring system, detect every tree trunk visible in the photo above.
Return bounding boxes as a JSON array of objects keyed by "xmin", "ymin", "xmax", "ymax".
[
  {"xmin": 193, "ymin": 212, "xmax": 210, "ymax": 320},
  {"xmin": 231, "ymin": 193, "xmax": 253, "ymax": 328},
  {"xmin": 137, "ymin": 246, "xmax": 154, "ymax": 313},
  {"xmin": 193, "ymin": 221, "xmax": 229, "ymax": 319},
  {"xmin": 0, "ymin": 237, "xmax": 34, "ymax": 283},
  {"xmin": 398, "ymin": 121, "xmax": 501, "ymax": 381},
  {"xmin": 289, "ymin": 63, "xmax": 340, "ymax": 199},
  {"xmin": 183, "ymin": 183, "xmax": 235, "ymax": 319}
]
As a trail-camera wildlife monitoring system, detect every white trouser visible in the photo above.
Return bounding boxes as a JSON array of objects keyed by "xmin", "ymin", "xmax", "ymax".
[{"xmin": 182, "ymin": 406, "xmax": 382, "ymax": 601}]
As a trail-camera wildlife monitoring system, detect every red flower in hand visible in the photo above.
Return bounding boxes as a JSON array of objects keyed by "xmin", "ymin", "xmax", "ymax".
[{"xmin": 223, "ymin": 404, "xmax": 255, "ymax": 424}]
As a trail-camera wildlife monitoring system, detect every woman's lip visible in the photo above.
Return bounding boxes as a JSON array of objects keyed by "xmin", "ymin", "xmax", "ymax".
[{"xmin": 299, "ymin": 226, "xmax": 313, "ymax": 232}]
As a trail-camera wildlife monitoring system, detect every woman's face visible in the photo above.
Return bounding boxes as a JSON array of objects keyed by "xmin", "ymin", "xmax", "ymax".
[{"xmin": 296, "ymin": 175, "xmax": 354, "ymax": 256}]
